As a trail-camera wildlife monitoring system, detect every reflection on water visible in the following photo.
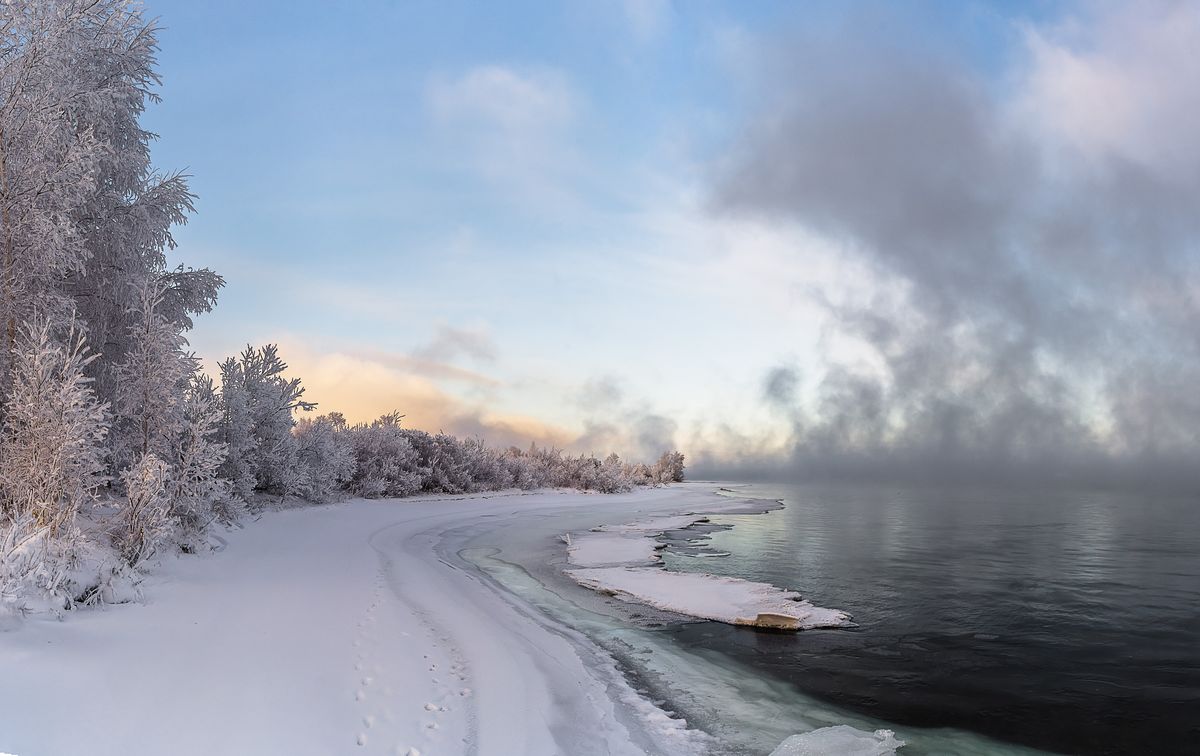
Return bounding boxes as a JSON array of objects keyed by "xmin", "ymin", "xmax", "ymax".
[{"xmin": 662, "ymin": 483, "xmax": 1200, "ymax": 755}]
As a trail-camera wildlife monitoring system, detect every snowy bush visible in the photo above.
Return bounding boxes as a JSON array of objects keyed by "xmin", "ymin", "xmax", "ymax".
[
  {"xmin": 345, "ymin": 413, "xmax": 425, "ymax": 498},
  {"xmin": 217, "ymin": 344, "xmax": 314, "ymax": 498},
  {"xmin": 653, "ymin": 451, "xmax": 686, "ymax": 483},
  {"xmin": 115, "ymin": 454, "xmax": 173, "ymax": 567},
  {"xmin": 293, "ymin": 413, "xmax": 356, "ymax": 502},
  {"xmin": 166, "ymin": 375, "xmax": 232, "ymax": 536},
  {"xmin": 0, "ymin": 319, "xmax": 110, "ymax": 535},
  {"xmin": 0, "ymin": 513, "xmax": 82, "ymax": 615}
]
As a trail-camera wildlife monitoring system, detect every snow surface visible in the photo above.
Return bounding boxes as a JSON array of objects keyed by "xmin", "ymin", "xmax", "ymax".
[
  {"xmin": 0, "ymin": 488, "xmax": 720, "ymax": 755},
  {"xmin": 567, "ymin": 566, "xmax": 853, "ymax": 630},
  {"xmin": 770, "ymin": 725, "xmax": 905, "ymax": 755},
  {"xmin": 566, "ymin": 531, "xmax": 664, "ymax": 566},
  {"xmin": 0, "ymin": 485, "xmax": 863, "ymax": 755}
]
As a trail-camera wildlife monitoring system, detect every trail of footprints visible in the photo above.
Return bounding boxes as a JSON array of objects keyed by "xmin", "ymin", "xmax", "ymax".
[{"xmin": 351, "ymin": 562, "xmax": 474, "ymax": 754}]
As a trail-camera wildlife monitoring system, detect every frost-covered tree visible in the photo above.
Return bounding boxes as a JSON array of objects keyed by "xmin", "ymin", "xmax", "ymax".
[
  {"xmin": 217, "ymin": 344, "xmax": 314, "ymax": 499},
  {"xmin": 0, "ymin": 1, "xmax": 221, "ymax": 405},
  {"xmin": 346, "ymin": 412, "xmax": 425, "ymax": 498},
  {"xmin": 653, "ymin": 451, "xmax": 686, "ymax": 483},
  {"xmin": 293, "ymin": 413, "xmax": 355, "ymax": 502},
  {"xmin": 594, "ymin": 453, "xmax": 633, "ymax": 493},
  {"xmin": 166, "ymin": 374, "xmax": 232, "ymax": 536},
  {"xmin": 111, "ymin": 281, "xmax": 194, "ymax": 471},
  {"xmin": 0, "ymin": 318, "xmax": 109, "ymax": 534},
  {"xmin": 115, "ymin": 453, "xmax": 171, "ymax": 567},
  {"xmin": 0, "ymin": 2, "xmax": 105, "ymax": 385}
]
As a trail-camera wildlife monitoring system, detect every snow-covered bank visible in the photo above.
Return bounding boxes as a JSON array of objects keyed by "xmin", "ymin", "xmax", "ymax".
[
  {"xmin": 0, "ymin": 487, "xmax": 722, "ymax": 756},
  {"xmin": 562, "ymin": 500, "xmax": 852, "ymax": 630}
]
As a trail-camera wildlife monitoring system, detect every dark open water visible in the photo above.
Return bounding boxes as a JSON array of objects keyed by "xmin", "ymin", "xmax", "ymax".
[{"xmin": 664, "ymin": 483, "xmax": 1200, "ymax": 755}]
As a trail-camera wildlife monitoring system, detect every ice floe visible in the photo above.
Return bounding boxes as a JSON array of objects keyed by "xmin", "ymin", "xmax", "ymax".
[
  {"xmin": 564, "ymin": 502, "xmax": 851, "ymax": 631},
  {"xmin": 566, "ymin": 566, "xmax": 852, "ymax": 630},
  {"xmin": 770, "ymin": 725, "xmax": 905, "ymax": 755},
  {"xmin": 565, "ymin": 531, "xmax": 664, "ymax": 567}
]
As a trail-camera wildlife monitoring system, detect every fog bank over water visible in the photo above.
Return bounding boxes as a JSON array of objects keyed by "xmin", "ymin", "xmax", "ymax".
[{"xmin": 694, "ymin": 2, "xmax": 1200, "ymax": 491}]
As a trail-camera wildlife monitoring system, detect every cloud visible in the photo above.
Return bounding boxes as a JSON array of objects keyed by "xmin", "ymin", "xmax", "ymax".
[
  {"xmin": 762, "ymin": 366, "xmax": 799, "ymax": 407},
  {"xmin": 1018, "ymin": 1, "xmax": 1200, "ymax": 180},
  {"xmin": 577, "ymin": 375, "xmax": 624, "ymax": 410},
  {"xmin": 411, "ymin": 324, "xmax": 497, "ymax": 364},
  {"xmin": 426, "ymin": 65, "xmax": 583, "ymax": 205},
  {"xmin": 702, "ymin": 2, "xmax": 1200, "ymax": 490},
  {"xmin": 270, "ymin": 339, "xmax": 573, "ymax": 449},
  {"xmin": 571, "ymin": 374, "xmax": 680, "ymax": 461},
  {"xmin": 428, "ymin": 64, "xmax": 576, "ymax": 133}
]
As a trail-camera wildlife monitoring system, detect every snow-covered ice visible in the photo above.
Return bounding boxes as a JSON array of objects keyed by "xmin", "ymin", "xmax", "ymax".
[
  {"xmin": 594, "ymin": 514, "xmax": 711, "ymax": 533},
  {"xmin": 566, "ymin": 531, "xmax": 664, "ymax": 566},
  {"xmin": 567, "ymin": 565, "xmax": 853, "ymax": 630},
  {"xmin": 563, "ymin": 498, "xmax": 850, "ymax": 630},
  {"xmin": 769, "ymin": 725, "xmax": 906, "ymax": 755}
]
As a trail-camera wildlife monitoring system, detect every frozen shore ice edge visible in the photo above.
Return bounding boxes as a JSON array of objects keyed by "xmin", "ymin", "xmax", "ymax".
[{"xmin": 563, "ymin": 497, "xmax": 854, "ymax": 631}]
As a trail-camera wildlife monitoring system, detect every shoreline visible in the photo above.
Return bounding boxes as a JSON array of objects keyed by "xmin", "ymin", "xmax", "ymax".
[
  {"xmin": 0, "ymin": 485, "xmax": 749, "ymax": 754},
  {"xmin": 0, "ymin": 483, "xmax": 917, "ymax": 755}
]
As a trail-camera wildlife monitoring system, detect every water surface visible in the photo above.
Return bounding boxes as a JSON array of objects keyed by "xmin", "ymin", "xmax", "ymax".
[{"xmin": 663, "ymin": 482, "xmax": 1200, "ymax": 754}]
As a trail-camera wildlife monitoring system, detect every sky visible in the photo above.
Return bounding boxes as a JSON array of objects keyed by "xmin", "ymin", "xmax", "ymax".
[{"xmin": 143, "ymin": 1, "xmax": 1200, "ymax": 488}]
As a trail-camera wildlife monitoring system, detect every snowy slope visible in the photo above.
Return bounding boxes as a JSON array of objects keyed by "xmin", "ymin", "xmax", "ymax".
[{"xmin": 0, "ymin": 488, "xmax": 719, "ymax": 756}]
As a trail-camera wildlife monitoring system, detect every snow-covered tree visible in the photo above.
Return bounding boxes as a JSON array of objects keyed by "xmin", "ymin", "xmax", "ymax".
[
  {"xmin": 217, "ymin": 344, "xmax": 314, "ymax": 499},
  {"xmin": 110, "ymin": 280, "xmax": 194, "ymax": 471},
  {"xmin": 0, "ymin": 2, "xmax": 106, "ymax": 388},
  {"xmin": 0, "ymin": 1, "xmax": 221, "ymax": 405},
  {"xmin": 115, "ymin": 453, "xmax": 171, "ymax": 567},
  {"xmin": 346, "ymin": 412, "xmax": 425, "ymax": 498},
  {"xmin": 594, "ymin": 453, "xmax": 633, "ymax": 493},
  {"xmin": 166, "ymin": 374, "xmax": 232, "ymax": 536},
  {"xmin": 653, "ymin": 451, "xmax": 686, "ymax": 483},
  {"xmin": 0, "ymin": 318, "xmax": 109, "ymax": 534},
  {"xmin": 293, "ymin": 413, "xmax": 355, "ymax": 502}
]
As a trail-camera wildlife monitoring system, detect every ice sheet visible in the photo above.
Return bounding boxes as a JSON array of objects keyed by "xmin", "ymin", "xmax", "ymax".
[
  {"xmin": 770, "ymin": 725, "xmax": 905, "ymax": 755},
  {"xmin": 566, "ymin": 566, "xmax": 852, "ymax": 630}
]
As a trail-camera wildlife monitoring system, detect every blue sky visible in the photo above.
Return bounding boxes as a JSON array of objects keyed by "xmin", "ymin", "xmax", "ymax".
[{"xmin": 140, "ymin": 1, "xmax": 1196, "ymax": 471}]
